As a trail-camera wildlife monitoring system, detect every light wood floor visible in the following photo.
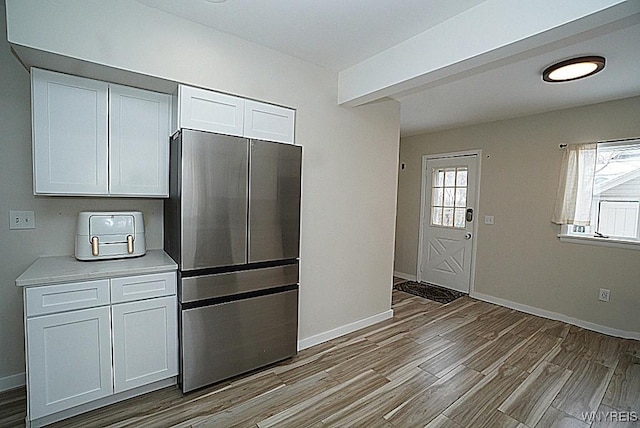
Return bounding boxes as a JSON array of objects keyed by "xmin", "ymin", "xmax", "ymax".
[{"xmin": 2, "ymin": 290, "xmax": 639, "ymax": 427}]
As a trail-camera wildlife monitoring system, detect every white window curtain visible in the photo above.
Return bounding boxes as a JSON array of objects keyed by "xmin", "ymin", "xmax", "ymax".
[{"xmin": 552, "ymin": 143, "xmax": 597, "ymax": 225}]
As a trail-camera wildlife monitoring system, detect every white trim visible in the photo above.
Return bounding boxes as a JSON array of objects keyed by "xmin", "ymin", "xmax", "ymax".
[
  {"xmin": 297, "ymin": 309, "xmax": 394, "ymax": 351},
  {"xmin": 421, "ymin": 150, "xmax": 483, "ymax": 160},
  {"xmin": 470, "ymin": 291, "xmax": 640, "ymax": 340},
  {"xmin": 470, "ymin": 151, "xmax": 482, "ymax": 296},
  {"xmin": 558, "ymin": 234, "xmax": 640, "ymax": 251},
  {"xmin": 393, "ymin": 271, "xmax": 416, "ymax": 281},
  {"xmin": 416, "ymin": 150, "xmax": 482, "ymax": 294},
  {"xmin": 0, "ymin": 372, "xmax": 26, "ymax": 392}
]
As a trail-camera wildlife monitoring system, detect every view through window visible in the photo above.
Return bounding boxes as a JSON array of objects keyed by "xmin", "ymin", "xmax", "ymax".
[{"xmin": 572, "ymin": 141, "xmax": 640, "ymax": 240}]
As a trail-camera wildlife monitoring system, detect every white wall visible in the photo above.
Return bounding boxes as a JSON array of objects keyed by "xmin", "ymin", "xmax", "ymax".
[
  {"xmin": 395, "ymin": 96, "xmax": 640, "ymax": 336},
  {"xmin": 2, "ymin": 0, "xmax": 400, "ymax": 384}
]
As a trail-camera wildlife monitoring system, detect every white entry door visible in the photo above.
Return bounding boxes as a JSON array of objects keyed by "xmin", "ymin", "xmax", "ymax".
[{"xmin": 418, "ymin": 154, "xmax": 479, "ymax": 293}]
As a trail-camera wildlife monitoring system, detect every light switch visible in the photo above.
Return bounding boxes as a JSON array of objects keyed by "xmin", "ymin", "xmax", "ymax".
[
  {"xmin": 9, "ymin": 210, "xmax": 35, "ymax": 229},
  {"xmin": 484, "ymin": 215, "xmax": 495, "ymax": 225}
]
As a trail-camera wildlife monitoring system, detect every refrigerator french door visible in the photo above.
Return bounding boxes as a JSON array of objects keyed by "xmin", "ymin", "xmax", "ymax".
[
  {"xmin": 164, "ymin": 129, "xmax": 302, "ymax": 393},
  {"xmin": 165, "ymin": 130, "xmax": 302, "ymax": 270}
]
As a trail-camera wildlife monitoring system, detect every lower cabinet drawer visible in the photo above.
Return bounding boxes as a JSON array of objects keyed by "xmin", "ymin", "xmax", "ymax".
[
  {"xmin": 111, "ymin": 271, "xmax": 176, "ymax": 303},
  {"xmin": 25, "ymin": 279, "xmax": 110, "ymax": 317}
]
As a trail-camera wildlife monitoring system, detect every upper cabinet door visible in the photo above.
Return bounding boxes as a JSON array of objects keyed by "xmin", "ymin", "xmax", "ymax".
[
  {"xmin": 178, "ymin": 85, "xmax": 244, "ymax": 136},
  {"xmin": 109, "ymin": 84, "xmax": 170, "ymax": 197},
  {"xmin": 243, "ymin": 100, "xmax": 295, "ymax": 144},
  {"xmin": 31, "ymin": 68, "xmax": 109, "ymax": 195}
]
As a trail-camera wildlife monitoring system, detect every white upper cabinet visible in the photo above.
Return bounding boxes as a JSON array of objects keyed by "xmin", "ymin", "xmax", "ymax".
[
  {"xmin": 109, "ymin": 84, "xmax": 170, "ymax": 197},
  {"xmin": 31, "ymin": 68, "xmax": 109, "ymax": 195},
  {"xmin": 178, "ymin": 85, "xmax": 245, "ymax": 137},
  {"xmin": 31, "ymin": 68, "xmax": 171, "ymax": 197},
  {"xmin": 177, "ymin": 85, "xmax": 295, "ymax": 144},
  {"xmin": 244, "ymin": 100, "xmax": 295, "ymax": 144}
]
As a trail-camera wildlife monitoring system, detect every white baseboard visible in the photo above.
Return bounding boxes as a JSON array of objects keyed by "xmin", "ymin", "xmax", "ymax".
[
  {"xmin": 0, "ymin": 372, "xmax": 25, "ymax": 392},
  {"xmin": 393, "ymin": 271, "xmax": 416, "ymax": 281},
  {"xmin": 298, "ymin": 309, "xmax": 394, "ymax": 351},
  {"xmin": 470, "ymin": 291, "xmax": 640, "ymax": 341}
]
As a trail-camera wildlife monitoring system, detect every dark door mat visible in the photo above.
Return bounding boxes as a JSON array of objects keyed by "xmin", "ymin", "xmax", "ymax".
[{"xmin": 394, "ymin": 281, "xmax": 466, "ymax": 304}]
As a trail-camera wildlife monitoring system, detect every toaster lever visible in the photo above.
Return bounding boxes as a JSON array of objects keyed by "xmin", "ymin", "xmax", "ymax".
[
  {"xmin": 127, "ymin": 235, "xmax": 134, "ymax": 254},
  {"xmin": 91, "ymin": 236, "xmax": 99, "ymax": 256}
]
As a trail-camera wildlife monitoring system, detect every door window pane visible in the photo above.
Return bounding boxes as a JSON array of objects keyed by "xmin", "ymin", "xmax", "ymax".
[
  {"xmin": 455, "ymin": 188, "xmax": 467, "ymax": 207},
  {"xmin": 432, "ymin": 188, "xmax": 443, "ymax": 206},
  {"xmin": 443, "ymin": 208, "xmax": 454, "ymax": 227},
  {"xmin": 456, "ymin": 170, "xmax": 468, "ymax": 187},
  {"xmin": 432, "ymin": 207, "xmax": 443, "ymax": 226},
  {"xmin": 444, "ymin": 188, "xmax": 455, "ymax": 207},
  {"xmin": 430, "ymin": 166, "xmax": 469, "ymax": 229},
  {"xmin": 445, "ymin": 169, "xmax": 456, "ymax": 186},
  {"xmin": 454, "ymin": 208, "xmax": 466, "ymax": 227}
]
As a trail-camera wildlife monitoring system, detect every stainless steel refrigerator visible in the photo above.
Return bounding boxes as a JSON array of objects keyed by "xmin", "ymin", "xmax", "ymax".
[{"xmin": 164, "ymin": 129, "xmax": 301, "ymax": 393}]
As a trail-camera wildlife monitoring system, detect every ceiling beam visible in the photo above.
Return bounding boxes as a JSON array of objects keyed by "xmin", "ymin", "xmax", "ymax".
[{"xmin": 338, "ymin": 0, "xmax": 639, "ymax": 107}]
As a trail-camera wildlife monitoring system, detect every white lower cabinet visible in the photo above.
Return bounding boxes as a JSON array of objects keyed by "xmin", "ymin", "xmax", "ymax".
[
  {"xmin": 26, "ymin": 307, "xmax": 113, "ymax": 419},
  {"xmin": 23, "ymin": 271, "xmax": 177, "ymax": 424},
  {"xmin": 112, "ymin": 296, "xmax": 177, "ymax": 393}
]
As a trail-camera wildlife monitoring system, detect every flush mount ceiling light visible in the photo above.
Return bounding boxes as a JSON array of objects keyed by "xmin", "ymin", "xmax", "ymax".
[{"xmin": 542, "ymin": 56, "xmax": 605, "ymax": 83}]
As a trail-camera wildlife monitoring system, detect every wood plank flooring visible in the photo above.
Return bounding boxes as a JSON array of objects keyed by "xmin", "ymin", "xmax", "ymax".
[{"xmin": 1, "ymin": 289, "xmax": 638, "ymax": 427}]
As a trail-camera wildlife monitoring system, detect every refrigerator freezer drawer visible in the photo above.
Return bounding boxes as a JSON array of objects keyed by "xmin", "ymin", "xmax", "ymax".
[
  {"xmin": 180, "ymin": 263, "xmax": 298, "ymax": 303},
  {"xmin": 180, "ymin": 287, "xmax": 298, "ymax": 392}
]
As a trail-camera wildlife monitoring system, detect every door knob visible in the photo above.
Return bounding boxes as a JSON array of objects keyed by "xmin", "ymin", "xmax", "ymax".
[{"xmin": 464, "ymin": 233, "xmax": 472, "ymax": 240}]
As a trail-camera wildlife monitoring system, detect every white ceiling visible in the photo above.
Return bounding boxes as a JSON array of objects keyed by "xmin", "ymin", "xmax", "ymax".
[{"xmin": 135, "ymin": 0, "xmax": 640, "ymax": 136}]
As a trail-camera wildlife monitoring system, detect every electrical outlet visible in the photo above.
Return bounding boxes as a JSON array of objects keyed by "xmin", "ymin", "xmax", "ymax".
[
  {"xmin": 9, "ymin": 210, "xmax": 35, "ymax": 230},
  {"xmin": 598, "ymin": 288, "xmax": 610, "ymax": 302}
]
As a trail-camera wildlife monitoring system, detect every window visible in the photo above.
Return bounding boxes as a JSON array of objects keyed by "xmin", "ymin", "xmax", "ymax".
[
  {"xmin": 431, "ymin": 167, "xmax": 468, "ymax": 228},
  {"xmin": 554, "ymin": 139, "xmax": 640, "ymax": 246}
]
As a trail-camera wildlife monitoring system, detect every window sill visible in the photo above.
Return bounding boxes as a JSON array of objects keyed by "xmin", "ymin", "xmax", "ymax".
[{"xmin": 558, "ymin": 234, "xmax": 640, "ymax": 251}]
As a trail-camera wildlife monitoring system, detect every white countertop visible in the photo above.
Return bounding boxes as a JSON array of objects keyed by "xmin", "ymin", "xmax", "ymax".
[{"xmin": 16, "ymin": 249, "xmax": 178, "ymax": 287}]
